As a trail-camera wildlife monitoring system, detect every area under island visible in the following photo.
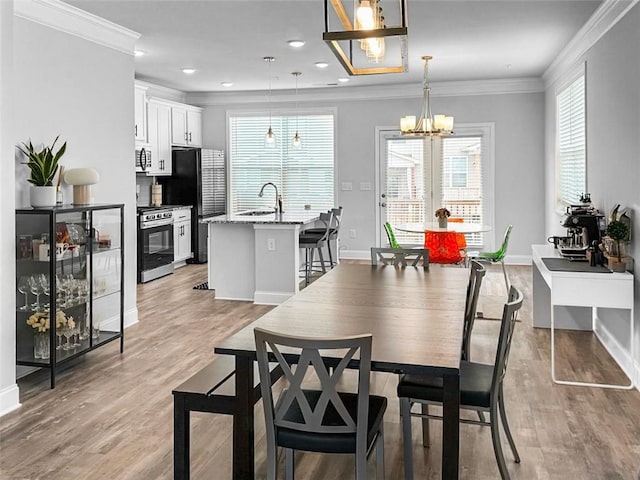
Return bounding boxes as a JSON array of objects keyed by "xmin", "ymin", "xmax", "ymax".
[{"xmin": 204, "ymin": 210, "xmax": 321, "ymax": 304}]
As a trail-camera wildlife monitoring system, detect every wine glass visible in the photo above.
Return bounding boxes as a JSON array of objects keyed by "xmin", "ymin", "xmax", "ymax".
[
  {"xmin": 39, "ymin": 274, "xmax": 50, "ymax": 310},
  {"xmin": 28, "ymin": 275, "xmax": 44, "ymax": 310},
  {"xmin": 17, "ymin": 276, "xmax": 31, "ymax": 311}
]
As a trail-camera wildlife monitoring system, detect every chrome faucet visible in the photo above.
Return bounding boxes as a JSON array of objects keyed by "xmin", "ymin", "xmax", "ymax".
[{"xmin": 258, "ymin": 182, "xmax": 283, "ymax": 214}]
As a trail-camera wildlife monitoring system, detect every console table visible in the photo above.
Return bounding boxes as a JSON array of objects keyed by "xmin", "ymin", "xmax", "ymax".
[{"xmin": 532, "ymin": 244, "xmax": 634, "ymax": 389}]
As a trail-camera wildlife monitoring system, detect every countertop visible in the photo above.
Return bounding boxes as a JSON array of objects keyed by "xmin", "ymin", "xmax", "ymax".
[{"xmin": 205, "ymin": 210, "xmax": 321, "ymax": 225}]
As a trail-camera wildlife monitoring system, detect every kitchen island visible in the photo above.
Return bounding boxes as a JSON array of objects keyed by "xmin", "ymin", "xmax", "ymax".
[{"xmin": 204, "ymin": 211, "xmax": 321, "ymax": 304}]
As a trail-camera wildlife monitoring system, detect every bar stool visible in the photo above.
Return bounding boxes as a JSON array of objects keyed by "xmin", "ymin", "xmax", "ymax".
[
  {"xmin": 299, "ymin": 211, "xmax": 333, "ymax": 286},
  {"xmin": 302, "ymin": 206, "xmax": 343, "ymax": 269}
]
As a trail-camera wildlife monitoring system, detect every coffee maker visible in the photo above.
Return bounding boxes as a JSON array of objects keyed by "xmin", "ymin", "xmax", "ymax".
[{"xmin": 559, "ymin": 202, "xmax": 605, "ymax": 259}]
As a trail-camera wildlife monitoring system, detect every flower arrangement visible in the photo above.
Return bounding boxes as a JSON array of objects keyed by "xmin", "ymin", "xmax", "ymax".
[
  {"xmin": 26, "ymin": 310, "xmax": 74, "ymax": 332},
  {"xmin": 435, "ymin": 208, "xmax": 451, "ymax": 219}
]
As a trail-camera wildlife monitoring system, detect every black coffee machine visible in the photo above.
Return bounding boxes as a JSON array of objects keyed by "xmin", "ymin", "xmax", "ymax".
[{"xmin": 559, "ymin": 201, "xmax": 605, "ymax": 259}]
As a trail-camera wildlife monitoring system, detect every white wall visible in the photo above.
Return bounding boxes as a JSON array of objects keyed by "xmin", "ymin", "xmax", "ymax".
[
  {"xmin": 197, "ymin": 90, "xmax": 545, "ymax": 260},
  {"xmin": 2, "ymin": 6, "xmax": 138, "ymax": 413},
  {"xmin": 0, "ymin": 0, "xmax": 20, "ymax": 416},
  {"xmin": 544, "ymin": 3, "xmax": 640, "ymax": 376}
]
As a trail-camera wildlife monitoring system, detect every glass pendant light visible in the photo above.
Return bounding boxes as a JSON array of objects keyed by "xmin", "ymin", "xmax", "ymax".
[
  {"xmin": 264, "ymin": 56, "xmax": 276, "ymax": 148},
  {"xmin": 292, "ymin": 72, "xmax": 302, "ymax": 149}
]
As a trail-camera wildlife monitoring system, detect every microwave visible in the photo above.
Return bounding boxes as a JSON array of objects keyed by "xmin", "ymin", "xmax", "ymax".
[{"xmin": 135, "ymin": 147, "xmax": 152, "ymax": 173}]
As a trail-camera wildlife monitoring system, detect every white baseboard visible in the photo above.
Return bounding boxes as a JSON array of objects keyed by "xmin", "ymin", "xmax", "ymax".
[
  {"xmin": 0, "ymin": 384, "xmax": 21, "ymax": 417},
  {"xmin": 253, "ymin": 290, "xmax": 294, "ymax": 305}
]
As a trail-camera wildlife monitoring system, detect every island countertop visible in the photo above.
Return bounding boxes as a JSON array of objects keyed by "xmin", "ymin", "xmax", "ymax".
[{"xmin": 204, "ymin": 210, "xmax": 321, "ymax": 225}]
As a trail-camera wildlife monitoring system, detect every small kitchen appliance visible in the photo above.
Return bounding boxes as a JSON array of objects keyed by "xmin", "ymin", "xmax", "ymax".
[{"xmin": 559, "ymin": 203, "xmax": 605, "ymax": 260}]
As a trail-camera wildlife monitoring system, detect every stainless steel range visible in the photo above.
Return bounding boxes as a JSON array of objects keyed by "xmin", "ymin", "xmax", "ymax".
[{"xmin": 137, "ymin": 206, "xmax": 174, "ymax": 283}]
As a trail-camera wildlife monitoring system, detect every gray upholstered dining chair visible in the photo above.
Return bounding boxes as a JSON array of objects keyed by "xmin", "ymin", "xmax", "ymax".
[
  {"xmin": 370, "ymin": 247, "xmax": 430, "ymax": 269},
  {"xmin": 254, "ymin": 327, "xmax": 387, "ymax": 480},
  {"xmin": 397, "ymin": 285, "xmax": 524, "ymax": 480}
]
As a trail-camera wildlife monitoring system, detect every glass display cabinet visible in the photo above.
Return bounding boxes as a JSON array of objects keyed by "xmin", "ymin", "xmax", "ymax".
[{"xmin": 15, "ymin": 204, "xmax": 124, "ymax": 388}]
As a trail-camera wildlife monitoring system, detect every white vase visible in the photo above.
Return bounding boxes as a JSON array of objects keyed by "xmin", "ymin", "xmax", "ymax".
[{"xmin": 30, "ymin": 186, "xmax": 57, "ymax": 208}]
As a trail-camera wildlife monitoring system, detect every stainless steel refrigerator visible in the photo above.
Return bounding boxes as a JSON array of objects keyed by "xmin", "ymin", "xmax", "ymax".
[{"xmin": 160, "ymin": 147, "xmax": 226, "ymax": 263}]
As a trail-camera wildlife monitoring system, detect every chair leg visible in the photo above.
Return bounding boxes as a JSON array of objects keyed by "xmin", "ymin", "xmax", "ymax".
[
  {"xmin": 500, "ymin": 259, "xmax": 510, "ymax": 295},
  {"xmin": 266, "ymin": 444, "xmax": 277, "ymax": 480},
  {"xmin": 400, "ymin": 397, "xmax": 414, "ymax": 480},
  {"xmin": 490, "ymin": 402, "xmax": 511, "ymax": 480},
  {"xmin": 285, "ymin": 448, "xmax": 295, "ymax": 480},
  {"xmin": 420, "ymin": 403, "xmax": 430, "ymax": 447},
  {"xmin": 376, "ymin": 423, "xmax": 385, "ymax": 480},
  {"xmin": 498, "ymin": 388, "xmax": 520, "ymax": 463},
  {"xmin": 327, "ymin": 240, "xmax": 334, "ymax": 268},
  {"xmin": 308, "ymin": 248, "xmax": 315, "ymax": 284}
]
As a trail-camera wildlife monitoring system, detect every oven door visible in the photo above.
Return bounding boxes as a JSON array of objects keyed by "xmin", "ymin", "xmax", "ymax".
[{"xmin": 138, "ymin": 223, "xmax": 174, "ymax": 275}]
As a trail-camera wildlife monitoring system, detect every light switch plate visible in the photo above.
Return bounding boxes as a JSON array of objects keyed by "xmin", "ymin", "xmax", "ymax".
[
  {"xmin": 360, "ymin": 182, "xmax": 372, "ymax": 191},
  {"xmin": 341, "ymin": 182, "xmax": 353, "ymax": 191}
]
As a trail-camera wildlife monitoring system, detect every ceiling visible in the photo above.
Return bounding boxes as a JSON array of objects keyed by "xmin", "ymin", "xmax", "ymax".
[{"xmin": 65, "ymin": 0, "xmax": 602, "ymax": 93}]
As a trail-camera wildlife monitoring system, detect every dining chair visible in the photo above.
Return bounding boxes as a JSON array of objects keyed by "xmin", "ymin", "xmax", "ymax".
[
  {"xmin": 254, "ymin": 327, "xmax": 387, "ymax": 480},
  {"xmin": 299, "ymin": 211, "xmax": 333, "ymax": 286},
  {"xmin": 383, "ymin": 222, "xmax": 402, "ymax": 249},
  {"xmin": 397, "ymin": 285, "xmax": 524, "ymax": 480},
  {"xmin": 423, "ymin": 230, "xmax": 466, "ymax": 265},
  {"xmin": 469, "ymin": 224, "xmax": 513, "ymax": 294},
  {"xmin": 370, "ymin": 247, "xmax": 429, "ymax": 269},
  {"xmin": 303, "ymin": 206, "xmax": 343, "ymax": 268}
]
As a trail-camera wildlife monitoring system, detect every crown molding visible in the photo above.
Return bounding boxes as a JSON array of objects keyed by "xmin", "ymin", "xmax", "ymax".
[
  {"xmin": 135, "ymin": 79, "xmax": 187, "ymax": 104},
  {"xmin": 14, "ymin": 0, "xmax": 140, "ymax": 55},
  {"xmin": 186, "ymin": 77, "xmax": 543, "ymax": 107},
  {"xmin": 543, "ymin": 0, "xmax": 639, "ymax": 88}
]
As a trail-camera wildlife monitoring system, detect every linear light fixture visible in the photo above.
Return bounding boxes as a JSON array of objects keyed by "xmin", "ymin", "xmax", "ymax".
[{"xmin": 323, "ymin": 0, "xmax": 408, "ymax": 76}]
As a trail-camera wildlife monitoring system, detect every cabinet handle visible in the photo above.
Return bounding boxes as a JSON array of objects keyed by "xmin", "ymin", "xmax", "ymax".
[
  {"xmin": 135, "ymin": 124, "xmax": 137, "ymax": 136},
  {"xmin": 185, "ymin": 132, "xmax": 188, "ymax": 142},
  {"xmin": 189, "ymin": 132, "xmax": 192, "ymax": 142}
]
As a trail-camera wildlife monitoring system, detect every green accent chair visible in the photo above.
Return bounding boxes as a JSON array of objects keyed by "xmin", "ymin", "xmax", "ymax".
[
  {"xmin": 471, "ymin": 224, "xmax": 513, "ymax": 294},
  {"xmin": 383, "ymin": 222, "xmax": 401, "ymax": 249}
]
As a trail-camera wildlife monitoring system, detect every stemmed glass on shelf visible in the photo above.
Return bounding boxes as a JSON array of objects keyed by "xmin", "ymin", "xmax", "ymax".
[
  {"xmin": 28, "ymin": 275, "xmax": 44, "ymax": 310},
  {"xmin": 39, "ymin": 274, "xmax": 50, "ymax": 310},
  {"xmin": 17, "ymin": 276, "xmax": 31, "ymax": 311}
]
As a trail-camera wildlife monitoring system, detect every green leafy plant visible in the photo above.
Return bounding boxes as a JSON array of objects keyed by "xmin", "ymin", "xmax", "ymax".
[
  {"xmin": 18, "ymin": 136, "xmax": 67, "ymax": 186},
  {"xmin": 605, "ymin": 220, "xmax": 629, "ymax": 261}
]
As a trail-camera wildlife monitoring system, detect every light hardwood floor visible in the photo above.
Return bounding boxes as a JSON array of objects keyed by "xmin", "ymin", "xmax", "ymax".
[{"xmin": 1, "ymin": 263, "xmax": 640, "ymax": 479}]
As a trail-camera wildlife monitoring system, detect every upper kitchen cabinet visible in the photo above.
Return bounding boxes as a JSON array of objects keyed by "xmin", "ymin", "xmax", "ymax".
[
  {"xmin": 171, "ymin": 104, "xmax": 202, "ymax": 147},
  {"xmin": 147, "ymin": 99, "xmax": 172, "ymax": 176},
  {"xmin": 134, "ymin": 85, "xmax": 148, "ymax": 144}
]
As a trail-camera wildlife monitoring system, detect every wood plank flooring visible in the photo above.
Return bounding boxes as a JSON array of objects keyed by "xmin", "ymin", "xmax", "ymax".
[{"xmin": 2, "ymin": 263, "xmax": 640, "ymax": 479}]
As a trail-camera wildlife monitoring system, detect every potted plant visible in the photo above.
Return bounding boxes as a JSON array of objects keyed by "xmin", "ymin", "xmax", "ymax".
[
  {"xmin": 605, "ymin": 220, "xmax": 629, "ymax": 272},
  {"xmin": 18, "ymin": 136, "xmax": 67, "ymax": 207},
  {"xmin": 435, "ymin": 207, "xmax": 451, "ymax": 228}
]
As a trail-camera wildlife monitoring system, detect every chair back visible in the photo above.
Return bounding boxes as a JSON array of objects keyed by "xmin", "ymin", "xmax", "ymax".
[
  {"xmin": 491, "ymin": 286, "xmax": 524, "ymax": 393},
  {"xmin": 461, "ymin": 261, "xmax": 486, "ymax": 361},
  {"xmin": 384, "ymin": 222, "xmax": 401, "ymax": 249},
  {"xmin": 494, "ymin": 224, "xmax": 513, "ymax": 261},
  {"xmin": 254, "ymin": 328, "xmax": 373, "ymax": 459},
  {"xmin": 371, "ymin": 247, "xmax": 429, "ymax": 269},
  {"xmin": 331, "ymin": 206, "xmax": 343, "ymax": 233},
  {"xmin": 424, "ymin": 230, "xmax": 465, "ymax": 264},
  {"xmin": 317, "ymin": 211, "xmax": 334, "ymax": 241}
]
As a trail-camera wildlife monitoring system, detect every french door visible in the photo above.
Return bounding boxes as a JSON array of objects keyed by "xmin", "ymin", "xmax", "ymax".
[{"xmin": 377, "ymin": 125, "xmax": 493, "ymax": 249}]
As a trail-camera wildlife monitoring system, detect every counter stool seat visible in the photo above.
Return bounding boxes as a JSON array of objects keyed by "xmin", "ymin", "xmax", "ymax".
[{"xmin": 299, "ymin": 211, "xmax": 333, "ymax": 286}]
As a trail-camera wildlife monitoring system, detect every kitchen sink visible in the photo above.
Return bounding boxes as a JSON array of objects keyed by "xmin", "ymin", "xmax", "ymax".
[{"xmin": 237, "ymin": 210, "xmax": 276, "ymax": 216}]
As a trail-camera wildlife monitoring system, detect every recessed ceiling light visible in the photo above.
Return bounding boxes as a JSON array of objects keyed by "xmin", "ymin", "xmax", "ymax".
[
  {"xmin": 134, "ymin": 50, "xmax": 145, "ymax": 57},
  {"xmin": 338, "ymin": 77, "xmax": 349, "ymax": 83},
  {"xmin": 182, "ymin": 68, "xmax": 196, "ymax": 74},
  {"xmin": 288, "ymin": 40, "xmax": 305, "ymax": 48},
  {"xmin": 315, "ymin": 62, "xmax": 329, "ymax": 69},
  {"xmin": 221, "ymin": 82, "xmax": 233, "ymax": 87}
]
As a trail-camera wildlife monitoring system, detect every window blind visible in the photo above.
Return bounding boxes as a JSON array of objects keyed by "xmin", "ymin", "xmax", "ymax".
[
  {"xmin": 229, "ymin": 114, "xmax": 334, "ymax": 212},
  {"xmin": 557, "ymin": 75, "xmax": 586, "ymax": 205}
]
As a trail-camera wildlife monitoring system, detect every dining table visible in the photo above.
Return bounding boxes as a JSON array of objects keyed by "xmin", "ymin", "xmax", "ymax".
[
  {"xmin": 396, "ymin": 222, "xmax": 492, "ymax": 234},
  {"xmin": 214, "ymin": 262, "xmax": 470, "ymax": 479}
]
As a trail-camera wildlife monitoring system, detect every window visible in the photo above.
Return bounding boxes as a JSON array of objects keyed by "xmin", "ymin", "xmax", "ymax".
[
  {"xmin": 229, "ymin": 113, "xmax": 334, "ymax": 212},
  {"xmin": 556, "ymin": 73, "xmax": 586, "ymax": 205},
  {"xmin": 444, "ymin": 156, "xmax": 468, "ymax": 188}
]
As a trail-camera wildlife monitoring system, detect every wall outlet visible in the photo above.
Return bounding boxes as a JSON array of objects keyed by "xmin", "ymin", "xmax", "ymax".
[
  {"xmin": 349, "ymin": 229, "xmax": 357, "ymax": 239},
  {"xmin": 267, "ymin": 238, "xmax": 276, "ymax": 251}
]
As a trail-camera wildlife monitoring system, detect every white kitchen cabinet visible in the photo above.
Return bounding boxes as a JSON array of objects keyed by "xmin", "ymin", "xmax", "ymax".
[
  {"xmin": 134, "ymin": 85, "xmax": 148, "ymax": 144},
  {"xmin": 173, "ymin": 207, "xmax": 192, "ymax": 264},
  {"xmin": 147, "ymin": 99, "xmax": 172, "ymax": 176},
  {"xmin": 171, "ymin": 105, "xmax": 202, "ymax": 147}
]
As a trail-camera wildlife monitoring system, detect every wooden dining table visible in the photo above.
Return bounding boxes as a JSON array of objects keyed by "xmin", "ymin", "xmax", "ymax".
[{"xmin": 214, "ymin": 263, "xmax": 470, "ymax": 479}]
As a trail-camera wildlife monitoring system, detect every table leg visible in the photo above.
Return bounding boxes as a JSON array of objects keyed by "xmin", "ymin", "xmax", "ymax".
[
  {"xmin": 173, "ymin": 394, "xmax": 189, "ymax": 480},
  {"xmin": 442, "ymin": 372, "xmax": 460, "ymax": 480},
  {"xmin": 233, "ymin": 355, "xmax": 255, "ymax": 480}
]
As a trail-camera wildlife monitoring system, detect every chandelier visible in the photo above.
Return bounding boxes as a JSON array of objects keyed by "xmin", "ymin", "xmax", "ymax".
[
  {"xmin": 292, "ymin": 72, "xmax": 302, "ymax": 149},
  {"xmin": 400, "ymin": 56, "xmax": 454, "ymax": 137},
  {"xmin": 264, "ymin": 56, "xmax": 276, "ymax": 147},
  {"xmin": 323, "ymin": 0, "xmax": 408, "ymax": 75}
]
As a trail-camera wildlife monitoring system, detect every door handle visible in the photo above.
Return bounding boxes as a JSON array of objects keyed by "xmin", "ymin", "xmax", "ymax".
[
  {"xmin": 380, "ymin": 202, "xmax": 386, "ymax": 207},
  {"xmin": 381, "ymin": 193, "xmax": 386, "ymax": 198}
]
